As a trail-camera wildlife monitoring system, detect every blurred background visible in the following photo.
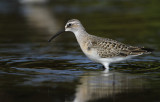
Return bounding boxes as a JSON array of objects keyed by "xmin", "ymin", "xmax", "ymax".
[{"xmin": 0, "ymin": 0, "xmax": 160, "ymax": 102}]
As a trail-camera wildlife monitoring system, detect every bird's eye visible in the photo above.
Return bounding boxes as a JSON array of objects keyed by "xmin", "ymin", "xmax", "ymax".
[{"xmin": 67, "ymin": 23, "xmax": 72, "ymax": 27}]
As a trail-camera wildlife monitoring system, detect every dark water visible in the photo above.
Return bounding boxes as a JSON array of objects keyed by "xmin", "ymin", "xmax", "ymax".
[{"xmin": 0, "ymin": 0, "xmax": 160, "ymax": 102}]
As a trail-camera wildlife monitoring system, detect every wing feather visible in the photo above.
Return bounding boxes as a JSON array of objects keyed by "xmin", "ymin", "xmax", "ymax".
[{"xmin": 87, "ymin": 35, "xmax": 152, "ymax": 58}]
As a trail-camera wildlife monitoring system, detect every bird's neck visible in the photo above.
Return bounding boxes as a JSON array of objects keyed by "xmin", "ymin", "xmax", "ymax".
[
  {"xmin": 74, "ymin": 30, "xmax": 88, "ymax": 39},
  {"xmin": 73, "ymin": 30, "xmax": 89, "ymax": 44}
]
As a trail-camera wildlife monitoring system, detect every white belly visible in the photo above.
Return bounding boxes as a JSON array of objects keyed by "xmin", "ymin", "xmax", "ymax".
[{"xmin": 83, "ymin": 48, "xmax": 133, "ymax": 64}]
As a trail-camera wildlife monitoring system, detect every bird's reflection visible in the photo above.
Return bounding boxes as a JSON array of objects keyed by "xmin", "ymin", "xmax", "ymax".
[{"xmin": 74, "ymin": 71, "xmax": 145, "ymax": 102}]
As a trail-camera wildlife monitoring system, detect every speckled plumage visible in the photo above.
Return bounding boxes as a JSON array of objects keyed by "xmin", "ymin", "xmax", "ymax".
[
  {"xmin": 49, "ymin": 19, "xmax": 153, "ymax": 71},
  {"xmin": 84, "ymin": 34, "xmax": 150, "ymax": 58}
]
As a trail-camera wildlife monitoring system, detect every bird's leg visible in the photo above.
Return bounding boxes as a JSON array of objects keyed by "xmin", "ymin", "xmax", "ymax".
[
  {"xmin": 103, "ymin": 63, "xmax": 110, "ymax": 73},
  {"xmin": 103, "ymin": 63, "xmax": 109, "ymax": 69}
]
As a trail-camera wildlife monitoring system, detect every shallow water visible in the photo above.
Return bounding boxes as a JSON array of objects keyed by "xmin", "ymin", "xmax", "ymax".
[{"xmin": 0, "ymin": 0, "xmax": 160, "ymax": 102}]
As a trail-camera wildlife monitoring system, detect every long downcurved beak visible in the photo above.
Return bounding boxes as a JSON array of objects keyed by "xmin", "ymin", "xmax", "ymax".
[{"xmin": 48, "ymin": 30, "xmax": 65, "ymax": 42}]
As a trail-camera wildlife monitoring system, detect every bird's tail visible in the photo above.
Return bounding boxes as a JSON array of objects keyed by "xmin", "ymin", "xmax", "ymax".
[
  {"xmin": 129, "ymin": 47, "xmax": 154, "ymax": 55},
  {"xmin": 141, "ymin": 48, "xmax": 154, "ymax": 54}
]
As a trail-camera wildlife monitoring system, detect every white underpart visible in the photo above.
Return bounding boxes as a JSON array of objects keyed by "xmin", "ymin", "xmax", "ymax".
[
  {"xmin": 85, "ymin": 49, "xmax": 137, "ymax": 71},
  {"xmin": 100, "ymin": 56, "xmax": 134, "ymax": 68}
]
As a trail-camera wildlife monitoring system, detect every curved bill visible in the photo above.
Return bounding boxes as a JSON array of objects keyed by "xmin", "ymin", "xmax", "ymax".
[{"xmin": 48, "ymin": 30, "xmax": 65, "ymax": 42}]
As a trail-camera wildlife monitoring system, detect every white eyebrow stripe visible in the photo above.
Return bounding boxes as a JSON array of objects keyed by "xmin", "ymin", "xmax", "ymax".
[{"xmin": 68, "ymin": 22, "xmax": 74, "ymax": 24}]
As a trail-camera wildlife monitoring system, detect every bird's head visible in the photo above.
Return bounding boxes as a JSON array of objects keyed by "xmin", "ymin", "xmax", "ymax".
[{"xmin": 48, "ymin": 19, "xmax": 85, "ymax": 42}]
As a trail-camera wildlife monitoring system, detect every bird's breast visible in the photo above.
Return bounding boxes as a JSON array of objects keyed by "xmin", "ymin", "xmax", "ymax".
[{"xmin": 79, "ymin": 41, "xmax": 100, "ymax": 63}]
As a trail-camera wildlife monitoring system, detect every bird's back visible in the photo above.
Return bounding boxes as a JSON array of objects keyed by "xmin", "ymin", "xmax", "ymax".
[{"xmin": 84, "ymin": 34, "xmax": 153, "ymax": 58}]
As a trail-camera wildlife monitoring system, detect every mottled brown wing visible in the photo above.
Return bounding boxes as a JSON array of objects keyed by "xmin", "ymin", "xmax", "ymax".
[
  {"xmin": 95, "ymin": 41, "xmax": 130, "ymax": 58},
  {"xmin": 88, "ymin": 36, "xmax": 151, "ymax": 58}
]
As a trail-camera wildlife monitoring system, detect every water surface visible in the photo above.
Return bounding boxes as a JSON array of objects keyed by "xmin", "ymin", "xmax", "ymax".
[{"xmin": 0, "ymin": 0, "xmax": 160, "ymax": 102}]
